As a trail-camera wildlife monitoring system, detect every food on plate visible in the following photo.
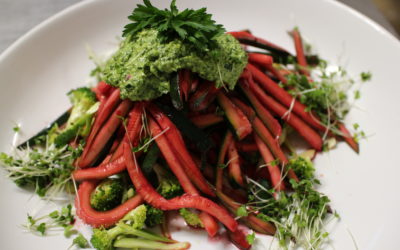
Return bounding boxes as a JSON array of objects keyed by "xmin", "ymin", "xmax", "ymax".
[{"xmin": 0, "ymin": 0, "xmax": 370, "ymax": 249}]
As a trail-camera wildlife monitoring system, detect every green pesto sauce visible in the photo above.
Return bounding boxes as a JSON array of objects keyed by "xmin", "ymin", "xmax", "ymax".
[{"xmin": 102, "ymin": 29, "xmax": 247, "ymax": 101}]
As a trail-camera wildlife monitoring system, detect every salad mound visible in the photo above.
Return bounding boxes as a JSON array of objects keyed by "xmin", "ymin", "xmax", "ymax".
[{"xmin": 0, "ymin": 0, "xmax": 370, "ymax": 249}]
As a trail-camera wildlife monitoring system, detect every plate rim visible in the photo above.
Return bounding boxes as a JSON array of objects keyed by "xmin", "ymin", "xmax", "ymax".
[{"xmin": 1, "ymin": 0, "xmax": 399, "ymax": 64}]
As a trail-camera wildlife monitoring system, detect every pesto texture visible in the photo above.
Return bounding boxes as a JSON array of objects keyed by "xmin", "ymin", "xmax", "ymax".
[{"xmin": 102, "ymin": 29, "xmax": 247, "ymax": 101}]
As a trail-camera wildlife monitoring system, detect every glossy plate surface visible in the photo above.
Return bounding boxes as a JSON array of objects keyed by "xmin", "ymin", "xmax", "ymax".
[{"xmin": 0, "ymin": 0, "xmax": 399, "ymax": 249}]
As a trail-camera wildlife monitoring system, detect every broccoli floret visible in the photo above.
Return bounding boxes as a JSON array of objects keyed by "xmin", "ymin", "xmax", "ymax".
[
  {"xmin": 153, "ymin": 164, "xmax": 183, "ymax": 199},
  {"xmin": 179, "ymin": 208, "xmax": 204, "ymax": 228},
  {"xmin": 91, "ymin": 205, "xmax": 147, "ymax": 250},
  {"xmin": 90, "ymin": 179, "xmax": 124, "ymax": 211},
  {"xmin": 90, "ymin": 205, "xmax": 175, "ymax": 250},
  {"xmin": 145, "ymin": 205, "xmax": 164, "ymax": 228},
  {"xmin": 52, "ymin": 87, "xmax": 98, "ymax": 147}
]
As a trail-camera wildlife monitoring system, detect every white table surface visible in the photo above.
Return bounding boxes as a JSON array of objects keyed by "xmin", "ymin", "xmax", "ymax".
[{"xmin": 0, "ymin": 0, "xmax": 398, "ymax": 53}]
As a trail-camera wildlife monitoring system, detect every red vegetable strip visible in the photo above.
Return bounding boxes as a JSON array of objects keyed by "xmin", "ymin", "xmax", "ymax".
[
  {"xmin": 216, "ymin": 131, "xmax": 234, "ymax": 191},
  {"xmin": 228, "ymin": 31, "xmax": 290, "ymax": 55},
  {"xmin": 248, "ymin": 53, "xmax": 273, "ymax": 67},
  {"xmin": 73, "ymin": 156, "xmax": 125, "ymax": 181},
  {"xmin": 148, "ymin": 105, "xmax": 215, "ymax": 197},
  {"xmin": 254, "ymin": 134, "xmax": 285, "ymax": 191},
  {"xmin": 266, "ymin": 64, "xmax": 288, "ymax": 84},
  {"xmin": 216, "ymin": 191, "xmax": 276, "ymax": 235},
  {"xmin": 338, "ymin": 123, "xmax": 359, "ymax": 153},
  {"xmin": 147, "ymin": 106, "xmax": 219, "ymax": 235},
  {"xmin": 199, "ymin": 212, "xmax": 219, "ymax": 237},
  {"xmin": 189, "ymin": 81, "xmax": 219, "ymax": 111},
  {"xmin": 230, "ymin": 98, "xmax": 256, "ymax": 121},
  {"xmin": 97, "ymin": 81, "xmax": 114, "ymax": 97},
  {"xmin": 78, "ymin": 100, "xmax": 133, "ymax": 168},
  {"xmin": 233, "ymin": 98, "xmax": 299, "ymax": 182},
  {"xmin": 148, "ymin": 117, "xmax": 199, "ymax": 195},
  {"xmin": 240, "ymin": 71, "xmax": 282, "ymax": 139},
  {"xmin": 75, "ymin": 180, "xmax": 144, "ymax": 228},
  {"xmin": 247, "ymin": 64, "xmax": 326, "ymax": 132},
  {"xmin": 243, "ymin": 80, "xmax": 323, "ymax": 151},
  {"xmin": 189, "ymin": 113, "xmax": 224, "ymax": 128},
  {"xmin": 216, "ymin": 92, "xmax": 252, "ymax": 140},
  {"xmin": 291, "ymin": 28, "xmax": 310, "ymax": 76},
  {"xmin": 227, "ymin": 228, "xmax": 251, "ymax": 250},
  {"xmin": 179, "ymin": 69, "xmax": 191, "ymax": 101},
  {"xmin": 123, "ymin": 142, "xmax": 238, "ymax": 232},
  {"xmin": 227, "ymin": 142, "xmax": 245, "ymax": 187},
  {"xmin": 111, "ymin": 102, "xmax": 145, "ymax": 161},
  {"xmin": 109, "ymin": 124, "xmax": 125, "ymax": 154},
  {"xmin": 79, "ymin": 88, "xmax": 122, "ymax": 167},
  {"xmin": 236, "ymin": 142, "xmax": 258, "ymax": 152}
]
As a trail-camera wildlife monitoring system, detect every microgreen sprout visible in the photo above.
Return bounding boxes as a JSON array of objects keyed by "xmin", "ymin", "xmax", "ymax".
[
  {"xmin": 24, "ymin": 204, "xmax": 75, "ymax": 237},
  {"xmin": 0, "ymin": 136, "xmax": 81, "ymax": 199},
  {"xmin": 246, "ymin": 157, "xmax": 337, "ymax": 249}
]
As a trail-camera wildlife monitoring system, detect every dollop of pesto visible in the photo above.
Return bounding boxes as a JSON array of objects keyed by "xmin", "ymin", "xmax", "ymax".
[{"xmin": 102, "ymin": 29, "xmax": 247, "ymax": 101}]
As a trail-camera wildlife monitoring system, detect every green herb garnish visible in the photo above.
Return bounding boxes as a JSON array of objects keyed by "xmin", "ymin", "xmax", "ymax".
[
  {"xmin": 25, "ymin": 204, "xmax": 75, "ymax": 236},
  {"xmin": 122, "ymin": 0, "xmax": 225, "ymax": 51}
]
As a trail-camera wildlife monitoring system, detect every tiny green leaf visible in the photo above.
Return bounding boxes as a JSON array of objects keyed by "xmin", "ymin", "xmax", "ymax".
[
  {"xmin": 246, "ymin": 231, "xmax": 256, "ymax": 245},
  {"xmin": 236, "ymin": 205, "xmax": 248, "ymax": 217}
]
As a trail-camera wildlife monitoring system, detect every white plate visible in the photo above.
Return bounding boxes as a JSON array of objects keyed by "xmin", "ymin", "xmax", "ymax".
[{"xmin": 1, "ymin": 0, "xmax": 399, "ymax": 249}]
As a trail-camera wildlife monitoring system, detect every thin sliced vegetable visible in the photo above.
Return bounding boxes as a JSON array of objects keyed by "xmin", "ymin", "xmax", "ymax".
[
  {"xmin": 338, "ymin": 123, "xmax": 359, "ymax": 153},
  {"xmin": 114, "ymin": 237, "xmax": 190, "ymax": 250},
  {"xmin": 78, "ymin": 100, "xmax": 133, "ymax": 167},
  {"xmin": 254, "ymin": 134, "xmax": 285, "ymax": 191},
  {"xmin": 169, "ymin": 72, "xmax": 184, "ymax": 110},
  {"xmin": 148, "ymin": 117, "xmax": 199, "ymax": 195},
  {"xmin": 291, "ymin": 28, "xmax": 310, "ymax": 76},
  {"xmin": 148, "ymin": 104, "xmax": 214, "ymax": 196},
  {"xmin": 190, "ymin": 113, "xmax": 224, "ymax": 128},
  {"xmin": 217, "ymin": 92, "xmax": 252, "ymax": 140},
  {"xmin": 247, "ymin": 64, "xmax": 326, "ymax": 132},
  {"xmin": 73, "ymin": 156, "xmax": 126, "ymax": 181},
  {"xmin": 240, "ymin": 72, "xmax": 282, "ymax": 138},
  {"xmin": 75, "ymin": 180, "xmax": 144, "ymax": 228},
  {"xmin": 216, "ymin": 131, "xmax": 234, "ymax": 191},
  {"xmin": 229, "ymin": 31, "xmax": 291, "ymax": 57},
  {"xmin": 243, "ymin": 80, "xmax": 323, "ymax": 151},
  {"xmin": 189, "ymin": 81, "xmax": 219, "ymax": 111},
  {"xmin": 227, "ymin": 142, "xmax": 245, "ymax": 187},
  {"xmin": 124, "ymin": 142, "xmax": 238, "ymax": 232}
]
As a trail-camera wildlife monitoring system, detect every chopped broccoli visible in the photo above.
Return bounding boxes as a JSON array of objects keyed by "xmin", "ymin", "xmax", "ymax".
[
  {"xmin": 153, "ymin": 164, "xmax": 183, "ymax": 199},
  {"xmin": 52, "ymin": 87, "xmax": 98, "ymax": 147},
  {"xmin": 90, "ymin": 205, "xmax": 174, "ymax": 250},
  {"xmin": 179, "ymin": 208, "xmax": 204, "ymax": 228},
  {"xmin": 145, "ymin": 205, "xmax": 164, "ymax": 228},
  {"xmin": 90, "ymin": 179, "xmax": 125, "ymax": 211},
  {"xmin": 71, "ymin": 233, "xmax": 90, "ymax": 248}
]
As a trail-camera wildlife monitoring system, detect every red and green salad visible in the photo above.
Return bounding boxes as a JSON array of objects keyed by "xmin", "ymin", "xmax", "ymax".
[{"xmin": 0, "ymin": 1, "xmax": 370, "ymax": 249}]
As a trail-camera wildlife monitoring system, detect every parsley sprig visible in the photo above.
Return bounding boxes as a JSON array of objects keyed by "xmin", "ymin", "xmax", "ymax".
[{"xmin": 123, "ymin": 0, "xmax": 225, "ymax": 51}]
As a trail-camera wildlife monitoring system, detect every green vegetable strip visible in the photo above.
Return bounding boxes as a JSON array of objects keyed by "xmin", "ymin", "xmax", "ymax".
[
  {"xmin": 216, "ymin": 92, "xmax": 252, "ymax": 140},
  {"xmin": 114, "ymin": 237, "xmax": 190, "ymax": 250},
  {"xmin": 216, "ymin": 131, "xmax": 233, "ymax": 191}
]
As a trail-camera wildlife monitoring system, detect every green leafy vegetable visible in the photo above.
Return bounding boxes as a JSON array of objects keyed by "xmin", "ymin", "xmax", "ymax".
[{"xmin": 123, "ymin": 0, "xmax": 225, "ymax": 51}]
